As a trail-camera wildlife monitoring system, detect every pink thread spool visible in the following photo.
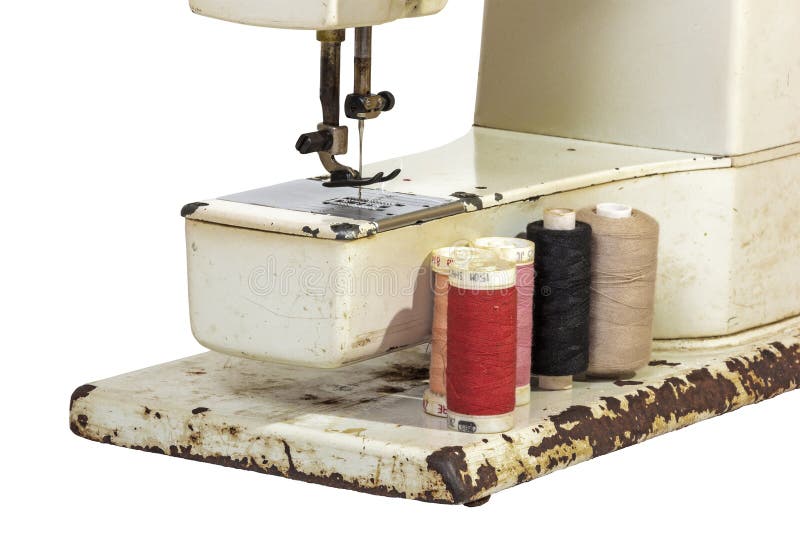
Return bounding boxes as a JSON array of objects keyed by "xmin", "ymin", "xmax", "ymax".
[
  {"xmin": 424, "ymin": 246, "xmax": 495, "ymax": 417},
  {"xmin": 473, "ymin": 237, "xmax": 536, "ymax": 406}
]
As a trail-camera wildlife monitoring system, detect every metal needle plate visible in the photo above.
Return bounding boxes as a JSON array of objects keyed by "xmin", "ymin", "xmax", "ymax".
[{"xmin": 220, "ymin": 179, "xmax": 464, "ymax": 232}]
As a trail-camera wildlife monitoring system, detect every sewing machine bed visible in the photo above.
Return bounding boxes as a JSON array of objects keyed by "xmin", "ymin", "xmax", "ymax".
[{"xmin": 70, "ymin": 318, "xmax": 800, "ymax": 505}]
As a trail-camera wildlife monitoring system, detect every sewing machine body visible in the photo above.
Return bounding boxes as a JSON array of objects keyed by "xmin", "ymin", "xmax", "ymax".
[{"xmin": 185, "ymin": 0, "xmax": 800, "ymax": 367}]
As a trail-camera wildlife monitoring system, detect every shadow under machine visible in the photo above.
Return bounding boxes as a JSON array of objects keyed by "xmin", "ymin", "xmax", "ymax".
[{"xmin": 70, "ymin": 0, "xmax": 800, "ymax": 505}]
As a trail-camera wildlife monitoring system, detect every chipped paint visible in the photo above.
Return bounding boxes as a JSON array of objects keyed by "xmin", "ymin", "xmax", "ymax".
[
  {"xmin": 180, "ymin": 202, "xmax": 209, "ymax": 217},
  {"xmin": 450, "ymin": 191, "xmax": 483, "ymax": 212},
  {"xmin": 70, "ymin": 323, "xmax": 800, "ymax": 505},
  {"xmin": 301, "ymin": 226, "xmax": 320, "ymax": 238},
  {"xmin": 330, "ymin": 222, "xmax": 377, "ymax": 241},
  {"xmin": 70, "ymin": 384, "xmax": 96, "ymax": 410}
]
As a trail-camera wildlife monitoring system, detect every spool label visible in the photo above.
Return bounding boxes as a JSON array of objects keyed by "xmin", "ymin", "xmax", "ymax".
[
  {"xmin": 446, "ymin": 411, "xmax": 515, "ymax": 434},
  {"xmin": 449, "ymin": 267, "xmax": 516, "ymax": 290},
  {"xmin": 473, "ymin": 237, "xmax": 535, "ymax": 265},
  {"xmin": 422, "ymin": 392, "xmax": 448, "ymax": 417},
  {"xmin": 510, "ymin": 249, "xmax": 535, "ymax": 265},
  {"xmin": 431, "ymin": 247, "xmax": 495, "ymax": 275},
  {"xmin": 448, "ymin": 416, "xmax": 478, "ymax": 434}
]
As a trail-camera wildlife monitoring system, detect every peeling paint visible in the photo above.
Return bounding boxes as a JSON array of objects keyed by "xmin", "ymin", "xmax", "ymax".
[
  {"xmin": 649, "ymin": 360, "xmax": 681, "ymax": 367},
  {"xmin": 301, "ymin": 226, "xmax": 321, "ymax": 238},
  {"xmin": 450, "ymin": 191, "xmax": 483, "ymax": 211},
  {"xmin": 181, "ymin": 202, "xmax": 209, "ymax": 217}
]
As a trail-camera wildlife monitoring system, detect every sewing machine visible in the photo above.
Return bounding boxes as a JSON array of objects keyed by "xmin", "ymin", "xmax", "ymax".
[{"xmin": 71, "ymin": 0, "xmax": 800, "ymax": 505}]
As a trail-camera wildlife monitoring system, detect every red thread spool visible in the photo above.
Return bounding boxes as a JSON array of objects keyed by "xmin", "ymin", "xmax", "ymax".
[
  {"xmin": 447, "ymin": 257, "xmax": 517, "ymax": 434},
  {"xmin": 425, "ymin": 247, "xmax": 495, "ymax": 418}
]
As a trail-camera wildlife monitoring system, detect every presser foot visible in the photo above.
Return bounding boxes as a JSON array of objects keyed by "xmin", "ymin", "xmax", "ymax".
[{"xmin": 323, "ymin": 168, "xmax": 402, "ymax": 188}]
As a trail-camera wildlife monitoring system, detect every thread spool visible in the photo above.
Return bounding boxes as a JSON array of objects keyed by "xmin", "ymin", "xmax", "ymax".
[
  {"xmin": 577, "ymin": 204, "xmax": 660, "ymax": 377},
  {"xmin": 527, "ymin": 209, "xmax": 592, "ymax": 391},
  {"xmin": 425, "ymin": 246, "xmax": 496, "ymax": 417},
  {"xmin": 472, "ymin": 237, "xmax": 535, "ymax": 406},
  {"xmin": 447, "ymin": 256, "xmax": 517, "ymax": 434}
]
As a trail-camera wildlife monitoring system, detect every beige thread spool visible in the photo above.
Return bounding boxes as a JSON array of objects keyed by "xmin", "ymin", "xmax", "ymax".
[
  {"xmin": 577, "ymin": 203, "xmax": 660, "ymax": 377},
  {"xmin": 424, "ymin": 246, "xmax": 495, "ymax": 417}
]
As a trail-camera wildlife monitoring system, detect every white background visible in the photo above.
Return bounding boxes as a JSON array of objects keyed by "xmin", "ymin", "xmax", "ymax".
[{"xmin": 2, "ymin": 1, "xmax": 797, "ymax": 532}]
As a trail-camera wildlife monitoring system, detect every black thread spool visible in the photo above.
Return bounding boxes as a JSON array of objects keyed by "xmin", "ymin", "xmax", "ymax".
[{"xmin": 527, "ymin": 209, "xmax": 592, "ymax": 390}]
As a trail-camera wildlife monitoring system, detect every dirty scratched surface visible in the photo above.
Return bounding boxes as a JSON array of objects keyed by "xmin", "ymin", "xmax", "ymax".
[{"xmin": 70, "ymin": 319, "xmax": 800, "ymax": 505}]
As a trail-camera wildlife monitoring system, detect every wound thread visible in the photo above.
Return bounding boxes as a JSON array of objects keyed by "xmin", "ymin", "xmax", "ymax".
[
  {"xmin": 447, "ymin": 257, "xmax": 517, "ymax": 434},
  {"xmin": 425, "ymin": 247, "xmax": 495, "ymax": 418},
  {"xmin": 516, "ymin": 263, "xmax": 535, "ymax": 390},
  {"xmin": 526, "ymin": 219, "xmax": 592, "ymax": 379},
  {"xmin": 473, "ymin": 237, "xmax": 535, "ymax": 406},
  {"xmin": 577, "ymin": 206, "xmax": 659, "ymax": 377},
  {"xmin": 431, "ymin": 272, "xmax": 449, "ymax": 396}
]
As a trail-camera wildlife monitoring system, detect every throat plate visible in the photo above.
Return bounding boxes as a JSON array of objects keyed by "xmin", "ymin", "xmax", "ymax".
[{"xmin": 220, "ymin": 179, "xmax": 463, "ymax": 232}]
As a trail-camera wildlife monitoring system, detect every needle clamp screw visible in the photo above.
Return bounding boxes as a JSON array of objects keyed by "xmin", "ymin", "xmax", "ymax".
[{"xmin": 345, "ymin": 91, "xmax": 395, "ymax": 120}]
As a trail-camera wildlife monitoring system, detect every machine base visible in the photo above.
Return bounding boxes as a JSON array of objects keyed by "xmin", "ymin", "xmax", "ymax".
[{"xmin": 70, "ymin": 318, "xmax": 800, "ymax": 505}]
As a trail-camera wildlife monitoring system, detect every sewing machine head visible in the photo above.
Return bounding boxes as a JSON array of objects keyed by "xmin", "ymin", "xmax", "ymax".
[{"xmin": 190, "ymin": 0, "xmax": 449, "ymax": 187}]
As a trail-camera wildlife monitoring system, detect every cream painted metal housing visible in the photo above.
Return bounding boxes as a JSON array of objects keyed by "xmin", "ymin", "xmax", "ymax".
[
  {"xmin": 189, "ymin": 0, "xmax": 449, "ymax": 30},
  {"xmin": 185, "ymin": 128, "xmax": 800, "ymax": 367},
  {"xmin": 182, "ymin": 0, "xmax": 800, "ymax": 366},
  {"xmin": 476, "ymin": 0, "xmax": 800, "ymax": 155}
]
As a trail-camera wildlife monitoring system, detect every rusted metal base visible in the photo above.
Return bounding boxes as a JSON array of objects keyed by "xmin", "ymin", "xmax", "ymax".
[{"xmin": 70, "ymin": 318, "xmax": 800, "ymax": 505}]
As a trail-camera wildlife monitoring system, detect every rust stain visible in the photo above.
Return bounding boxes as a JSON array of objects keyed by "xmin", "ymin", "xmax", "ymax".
[
  {"xmin": 520, "ymin": 343, "xmax": 800, "ymax": 483},
  {"xmin": 69, "ymin": 412, "xmax": 90, "ymax": 436},
  {"xmin": 424, "ymin": 342, "xmax": 798, "ymax": 502},
  {"xmin": 649, "ymin": 360, "xmax": 681, "ymax": 367},
  {"xmin": 376, "ymin": 386, "xmax": 405, "ymax": 394},
  {"xmin": 279, "ymin": 440, "xmax": 408, "ymax": 499},
  {"xmin": 614, "ymin": 380, "xmax": 644, "ymax": 386},
  {"xmin": 352, "ymin": 337, "xmax": 372, "ymax": 349},
  {"xmin": 425, "ymin": 446, "xmax": 498, "ymax": 504},
  {"xmin": 374, "ymin": 363, "xmax": 429, "ymax": 383},
  {"xmin": 70, "ymin": 421, "xmax": 411, "ymax": 501},
  {"xmin": 70, "ymin": 384, "xmax": 96, "ymax": 411}
]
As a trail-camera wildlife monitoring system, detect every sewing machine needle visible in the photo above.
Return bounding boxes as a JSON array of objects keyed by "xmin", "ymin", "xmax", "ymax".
[{"xmin": 358, "ymin": 119, "xmax": 364, "ymax": 200}]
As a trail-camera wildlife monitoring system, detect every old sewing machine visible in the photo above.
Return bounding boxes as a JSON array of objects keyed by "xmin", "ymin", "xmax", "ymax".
[{"xmin": 70, "ymin": 0, "xmax": 800, "ymax": 505}]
